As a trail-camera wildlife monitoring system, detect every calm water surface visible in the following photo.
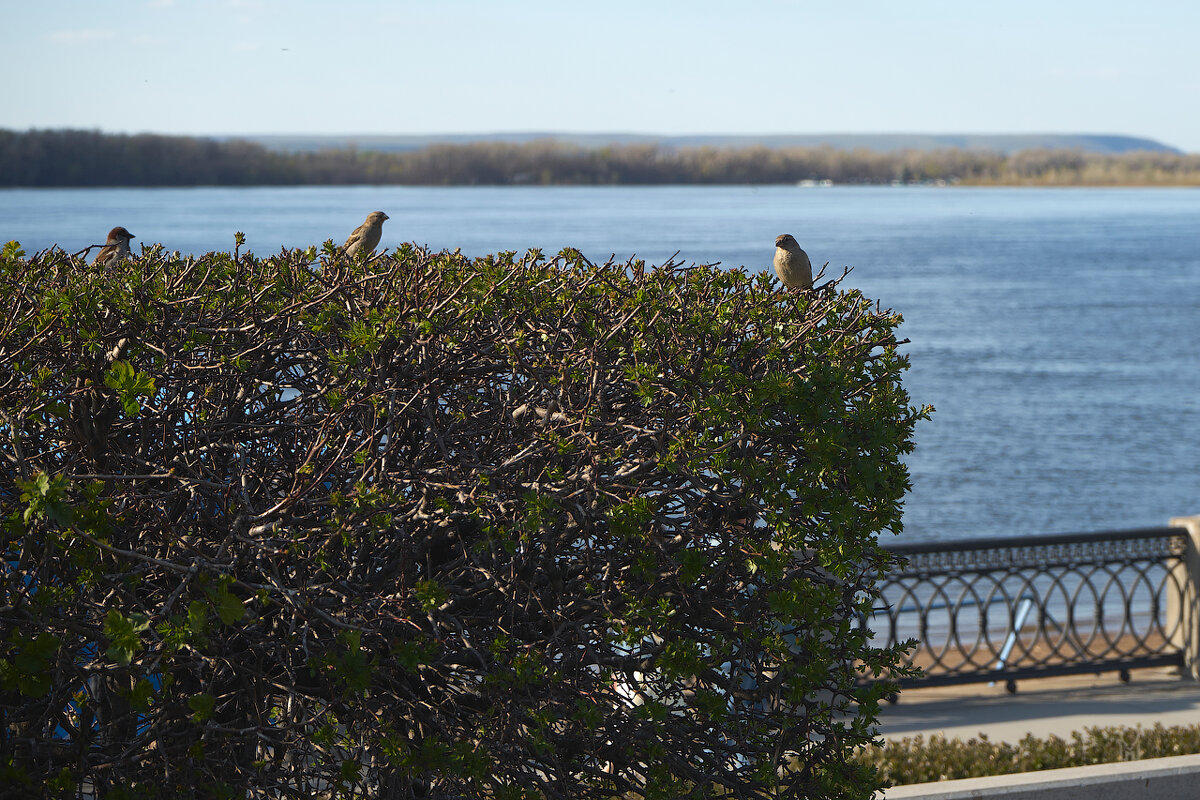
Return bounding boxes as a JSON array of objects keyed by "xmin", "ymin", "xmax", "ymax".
[{"xmin": 3, "ymin": 185, "xmax": 1199, "ymax": 544}]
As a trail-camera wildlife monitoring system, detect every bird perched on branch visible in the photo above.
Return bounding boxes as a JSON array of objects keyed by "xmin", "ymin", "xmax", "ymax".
[
  {"xmin": 773, "ymin": 233, "xmax": 813, "ymax": 291},
  {"xmin": 90, "ymin": 226, "xmax": 135, "ymax": 269},
  {"xmin": 343, "ymin": 211, "xmax": 389, "ymax": 257}
]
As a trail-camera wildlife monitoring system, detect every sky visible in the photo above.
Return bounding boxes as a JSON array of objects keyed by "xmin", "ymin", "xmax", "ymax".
[{"xmin": 3, "ymin": 1, "xmax": 1199, "ymax": 152}]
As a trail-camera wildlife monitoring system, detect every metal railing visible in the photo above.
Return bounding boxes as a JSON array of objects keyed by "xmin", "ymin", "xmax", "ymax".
[{"xmin": 873, "ymin": 526, "xmax": 1193, "ymax": 690}]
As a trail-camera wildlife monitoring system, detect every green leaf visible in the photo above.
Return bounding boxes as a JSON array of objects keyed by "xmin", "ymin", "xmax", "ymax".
[
  {"xmin": 187, "ymin": 600, "xmax": 209, "ymax": 638},
  {"xmin": 130, "ymin": 678, "xmax": 156, "ymax": 711},
  {"xmin": 17, "ymin": 472, "xmax": 73, "ymax": 526},
  {"xmin": 414, "ymin": 580, "xmax": 447, "ymax": 612},
  {"xmin": 208, "ymin": 585, "xmax": 245, "ymax": 626},
  {"xmin": 44, "ymin": 401, "xmax": 70, "ymax": 418},
  {"xmin": 103, "ymin": 609, "xmax": 150, "ymax": 667},
  {"xmin": 103, "ymin": 359, "xmax": 156, "ymax": 417},
  {"xmin": 335, "ymin": 630, "xmax": 373, "ymax": 696},
  {"xmin": 188, "ymin": 693, "xmax": 215, "ymax": 722},
  {"xmin": 0, "ymin": 631, "xmax": 60, "ymax": 697},
  {"xmin": 1, "ymin": 240, "xmax": 25, "ymax": 264}
]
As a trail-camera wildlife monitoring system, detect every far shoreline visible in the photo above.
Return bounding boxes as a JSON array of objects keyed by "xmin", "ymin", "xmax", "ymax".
[
  {"xmin": 4, "ymin": 181, "xmax": 1200, "ymax": 190},
  {"xmin": 5, "ymin": 129, "xmax": 1200, "ymax": 190}
]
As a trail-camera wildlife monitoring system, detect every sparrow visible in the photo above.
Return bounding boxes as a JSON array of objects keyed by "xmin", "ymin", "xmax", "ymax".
[
  {"xmin": 343, "ymin": 211, "xmax": 389, "ymax": 257},
  {"xmin": 91, "ymin": 226, "xmax": 135, "ymax": 269},
  {"xmin": 773, "ymin": 233, "xmax": 813, "ymax": 291}
]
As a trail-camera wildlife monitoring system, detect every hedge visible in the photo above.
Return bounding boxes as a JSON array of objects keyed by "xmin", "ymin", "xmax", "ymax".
[
  {"xmin": 0, "ymin": 238, "xmax": 925, "ymax": 799},
  {"xmin": 859, "ymin": 724, "xmax": 1200, "ymax": 786}
]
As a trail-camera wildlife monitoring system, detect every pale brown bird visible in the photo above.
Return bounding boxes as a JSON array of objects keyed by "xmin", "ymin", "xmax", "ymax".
[
  {"xmin": 343, "ymin": 211, "xmax": 389, "ymax": 257},
  {"xmin": 90, "ymin": 226, "xmax": 135, "ymax": 269},
  {"xmin": 773, "ymin": 233, "xmax": 813, "ymax": 290}
]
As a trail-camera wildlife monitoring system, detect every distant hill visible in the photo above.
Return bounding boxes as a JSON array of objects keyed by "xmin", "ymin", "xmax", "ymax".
[{"xmin": 230, "ymin": 132, "xmax": 1182, "ymax": 156}]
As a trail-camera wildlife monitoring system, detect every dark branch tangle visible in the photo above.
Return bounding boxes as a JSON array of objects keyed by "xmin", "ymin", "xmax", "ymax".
[{"xmin": 0, "ymin": 240, "xmax": 925, "ymax": 799}]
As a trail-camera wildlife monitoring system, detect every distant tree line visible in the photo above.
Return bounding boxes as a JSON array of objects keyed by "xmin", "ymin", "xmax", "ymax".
[{"xmin": 3, "ymin": 128, "xmax": 1200, "ymax": 187}]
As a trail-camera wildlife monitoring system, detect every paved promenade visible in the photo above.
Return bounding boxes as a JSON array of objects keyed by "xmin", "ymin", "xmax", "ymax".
[{"xmin": 876, "ymin": 667, "xmax": 1200, "ymax": 743}]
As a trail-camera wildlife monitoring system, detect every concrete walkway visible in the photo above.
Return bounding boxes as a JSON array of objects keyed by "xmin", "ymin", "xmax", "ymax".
[{"xmin": 876, "ymin": 668, "xmax": 1200, "ymax": 743}]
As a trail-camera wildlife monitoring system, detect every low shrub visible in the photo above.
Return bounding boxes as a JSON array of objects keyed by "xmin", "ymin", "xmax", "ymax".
[{"xmin": 859, "ymin": 723, "xmax": 1200, "ymax": 786}]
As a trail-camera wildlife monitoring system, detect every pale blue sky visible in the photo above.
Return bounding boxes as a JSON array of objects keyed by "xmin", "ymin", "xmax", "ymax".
[{"xmin": 3, "ymin": 1, "xmax": 1198, "ymax": 151}]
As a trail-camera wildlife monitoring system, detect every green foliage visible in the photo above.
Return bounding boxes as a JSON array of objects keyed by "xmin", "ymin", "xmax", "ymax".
[
  {"xmin": 0, "ymin": 242, "xmax": 927, "ymax": 798},
  {"xmin": 187, "ymin": 693, "xmax": 215, "ymax": 722},
  {"xmin": 103, "ymin": 360, "xmax": 156, "ymax": 417},
  {"xmin": 2, "ymin": 240, "xmax": 26, "ymax": 264},
  {"xmin": 205, "ymin": 577, "xmax": 246, "ymax": 625},
  {"xmin": 0, "ymin": 631, "xmax": 60, "ymax": 697},
  {"xmin": 413, "ymin": 579, "xmax": 447, "ymax": 613},
  {"xmin": 103, "ymin": 609, "xmax": 150, "ymax": 667},
  {"xmin": 859, "ymin": 724, "xmax": 1200, "ymax": 786},
  {"xmin": 17, "ymin": 472, "xmax": 73, "ymax": 526}
]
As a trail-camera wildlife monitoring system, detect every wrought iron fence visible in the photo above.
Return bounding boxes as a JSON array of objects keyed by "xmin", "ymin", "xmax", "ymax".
[{"xmin": 873, "ymin": 526, "xmax": 1193, "ymax": 690}]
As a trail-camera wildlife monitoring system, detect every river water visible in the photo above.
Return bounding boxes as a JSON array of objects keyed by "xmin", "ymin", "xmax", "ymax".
[{"xmin": 3, "ymin": 185, "xmax": 1199, "ymax": 543}]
